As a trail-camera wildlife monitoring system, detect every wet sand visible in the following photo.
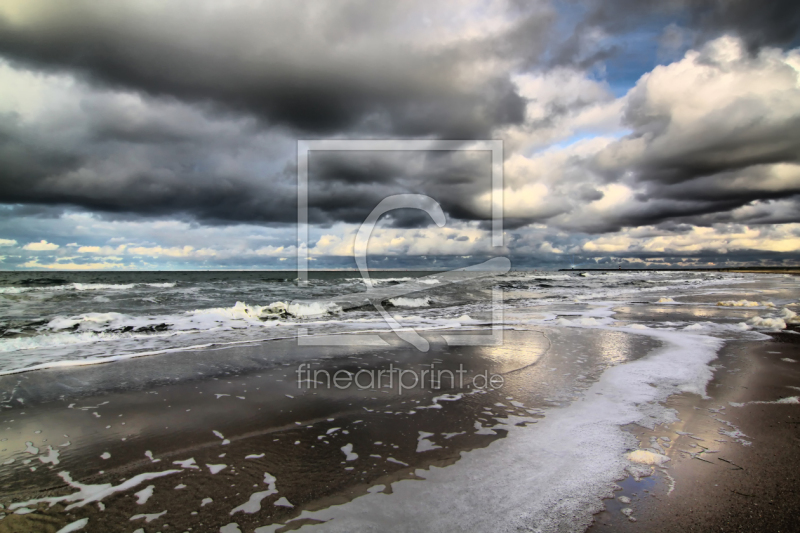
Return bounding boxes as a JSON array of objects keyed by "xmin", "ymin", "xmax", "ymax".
[
  {"xmin": 0, "ymin": 327, "xmax": 660, "ymax": 532},
  {"xmin": 590, "ymin": 329, "xmax": 800, "ymax": 532}
]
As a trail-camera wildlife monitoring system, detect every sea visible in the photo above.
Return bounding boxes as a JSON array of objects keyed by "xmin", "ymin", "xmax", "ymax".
[{"xmin": 0, "ymin": 269, "xmax": 796, "ymax": 376}]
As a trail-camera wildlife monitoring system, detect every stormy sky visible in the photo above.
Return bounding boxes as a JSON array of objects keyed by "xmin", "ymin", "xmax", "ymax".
[{"xmin": 1, "ymin": 0, "xmax": 799, "ymax": 270}]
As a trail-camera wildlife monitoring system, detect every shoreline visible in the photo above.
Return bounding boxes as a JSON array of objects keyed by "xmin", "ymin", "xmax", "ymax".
[
  {"xmin": 0, "ymin": 325, "xmax": 664, "ymax": 532},
  {"xmin": 589, "ymin": 331, "xmax": 800, "ymax": 532}
]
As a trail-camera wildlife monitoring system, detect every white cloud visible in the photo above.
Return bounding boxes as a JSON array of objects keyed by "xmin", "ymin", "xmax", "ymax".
[
  {"xmin": 596, "ymin": 36, "xmax": 800, "ymax": 178},
  {"xmin": 23, "ymin": 239, "xmax": 59, "ymax": 251},
  {"xmin": 581, "ymin": 224, "xmax": 800, "ymax": 254}
]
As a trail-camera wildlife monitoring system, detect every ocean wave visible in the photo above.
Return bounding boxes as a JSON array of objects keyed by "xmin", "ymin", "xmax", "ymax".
[
  {"xmin": 0, "ymin": 282, "xmax": 177, "ymax": 294},
  {"xmin": 387, "ymin": 297, "xmax": 431, "ymax": 308},
  {"xmin": 748, "ymin": 316, "xmax": 786, "ymax": 330},
  {"xmin": 363, "ymin": 277, "xmax": 440, "ymax": 286},
  {"xmin": 0, "ymin": 330, "xmax": 169, "ymax": 353},
  {"xmin": 21, "ymin": 300, "xmax": 340, "ymax": 345}
]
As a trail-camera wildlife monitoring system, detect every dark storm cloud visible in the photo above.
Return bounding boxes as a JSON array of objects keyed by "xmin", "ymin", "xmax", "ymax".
[
  {"xmin": 0, "ymin": 0, "xmax": 556, "ymax": 229},
  {"xmin": 0, "ymin": 0, "xmax": 549, "ymax": 138},
  {"xmin": 552, "ymin": 0, "xmax": 800, "ymax": 68},
  {"xmin": 307, "ymin": 150, "xmax": 494, "ymax": 226},
  {"xmin": 0, "ymin": 105, "xmax": 301, "ymax": 224},
  {"xmin": 557, "ymin": 197, "xmax": 750, "ymax": 235},
  {"xmin": 616, "ymin": 99, "xmax": 800, "ymax": 186},
  {"xmin": 0, "ymin": 0, "xmax": 799, "ymax": 243},
  {"xmin": 684, "ymin": 0, "xmax": 800, "ymax": 50},
  {"xmin": 647, "ymin": 169, "xmax": 800, "ymax": 204}
]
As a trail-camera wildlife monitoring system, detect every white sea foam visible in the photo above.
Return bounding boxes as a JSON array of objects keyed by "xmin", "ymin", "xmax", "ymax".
[
  {"xmin": 55, "ymin": 518, "xmax": 89, "ymax": 533},
  {"xmin": 173, "ymin": 458, "xmax": 199, "ymax": 469},
  {"xmin": 230, "ymin": 489, "xmax": 277, "ymax": 515},
  {"xmin": 287, "ymin": 301, "xmax": 343, "ymax": 318},
  {"xmin": 38, "ymin": 446, "xmax": 60, "ymax": 465},
  {"xmin": 130, "ymin": 510, "xmax": 167, "ymax": 523},
  {"xmin": 274, "ymin": 497, "xmax": 294, "ymax": 508},
  {"xmin": 8, "ymin": 470, "xmax": 179, "ymax": 511},
  {"xmin": 134, "ymin": 485, "xmax": 155, "ymax": 504},
  {"xmin": 717, "ymin": 300, "xmax": 759, "ymax": 307},
  {"xmin": 207, "ymin": 464, "xmax": 227, "ymax": 474},
  {"xmin": 341, "ymin": 443, "xmax": 358, "ymax": 461},
  {"xmin": 683, "ymin": 321, "xmax": 752, "ymax": 333},
  {"xmin": 416, "ymin": 432, "xmax": 441, "ymax": 453},
  {"xmin": 230, "ymin": 473, "xmax": 278, "ymax": 514},
  {"xmin": 780, "ymin": 308, "xmax": 800, "ymax": 324},
  {"xmin": 627, "ymin": 450, "xmax": 670, "ymax": 466},
  {"xmin": 748, "ymin": 316, "xmax": 786, "ymax": 330},
  {"xmin": 0, "ymin": 282, "xmax": 176, "ymax": 294},
  {"xmin": 730, "ymin": 396, "xmax": 799, "ymax": 406},
  {"xmin": 387, "ymin": 297, "xmax": 431, "ymax": 308}
]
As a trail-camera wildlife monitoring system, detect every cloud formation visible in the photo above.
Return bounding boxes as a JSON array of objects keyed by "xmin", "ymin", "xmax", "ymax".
[{"xmin": 0, "ymin": 1, "xmax": 798, "ymax": 268}]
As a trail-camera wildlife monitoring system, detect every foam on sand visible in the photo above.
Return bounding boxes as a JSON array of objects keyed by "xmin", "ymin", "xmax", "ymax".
[
  {"xmin": 130, "ymin": 510, "xmax": 167, "ymax": 523},
  {"xmin": 173, "ymin": 458, "xmax": 199, "ymax": 469},
  {"xmin": 38, "ymin": 446, "xmax": 60, "ymax": 465},
  {"xmin": 416, "ymin": 432, "xmax": 442, "ymax": 453},
  {"xmin": 418, "ymin": 393, "xmax": 463, "ymax": 410},
  {"xmin": 717, "ymin": 300, "xmax": 759, "ymax": 307},
  {"xmin": 729, "ymin": 396, "xmax": 799, "ymax": 407},
  {"xmin": 8, "ymin": 470, "xmax": 180, "ymax": 511},
  {"xmin": 207, "ymin": 464, "xmax": 227, "ymax": 474},
  {"xmin": 245, "ymin": 453, "xmax": 265, "ymax": 460},
  {"xmin": 274, "ymin": 497, "xmax": 294, "ymax": 508},
  {"xmin": 655, "ymin": 297, "xmax": 676, "ymax": 304},
  {"xmin": 341, "ymin": 444, "xmax": 358, "ymax": 461},
  {"xmin": 55, "ymin": 518, "xmax": 89, "ymax": 533},
  {"xmin": 627, "ymin": 450, "xmax": 670, "ymax": 466},
  {"xmin": 230, "ymin": 473, "xmax": 278, "ymax": 515},
  {"xmin": 261, "ymin": 325, "xmax": 722, "ymax": 533},
  {"xmin": 134, "ymin": 485, "xmax": 155, "ymax": 504}
]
